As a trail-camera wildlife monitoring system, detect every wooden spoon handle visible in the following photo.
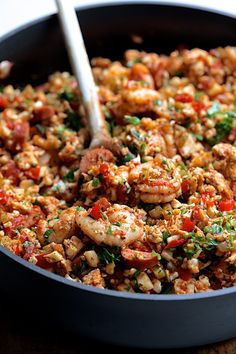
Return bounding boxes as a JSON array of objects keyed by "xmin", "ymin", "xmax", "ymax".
[{"xmin": 55, "ymin": 0, "xmax": 106, "ymax": 141}]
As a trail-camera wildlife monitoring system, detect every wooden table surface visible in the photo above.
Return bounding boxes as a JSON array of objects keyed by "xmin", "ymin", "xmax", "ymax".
[{"xmin": 1, "ymin": 318, "xmax": 236, "ymax": 354}]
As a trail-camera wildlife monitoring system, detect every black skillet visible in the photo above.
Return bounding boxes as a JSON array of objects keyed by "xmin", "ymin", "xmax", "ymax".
[{"xmin": 0, "ymin": 1, "xmax": 236, "ymax": 349}]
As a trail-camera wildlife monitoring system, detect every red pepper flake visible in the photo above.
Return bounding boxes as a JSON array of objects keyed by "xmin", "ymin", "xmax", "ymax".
[
  {"xmin": 182, "ymin": 217, "xmax": 195, "ymax": 232},
  {"xmin": 218, "ymin": 200, "xmax": 234, "ymax": 212},
  {"xmin": 175, "ymin": 93, "xmax": 193, "ymax": 103},
  {"xmin": 192, "ymin": 101, "xmax": 204, "ymax": 115}
]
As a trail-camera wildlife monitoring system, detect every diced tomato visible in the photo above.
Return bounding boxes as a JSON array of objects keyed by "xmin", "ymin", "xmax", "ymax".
[
  {"xmin": 218, "ymin": 200, "xmax": 234, "ymax": 212},
  {"xmin": 6, "ymin": 120, "xmax": 14, "ymax": 130},
  {"xmin": 175, "ymin": 93, "xmax": 193, "ymax": 103},
  {"xmin": 19, "ymin": 232, "xmax": 28, "ymax": 242},
  {"xmin": 89, "ymin": 203, "xmax": 101, "ymax": 220},
  {"xmin": 177, "ymin": 267, "xmax": 192, "ymax": 281},
  {"xmin": 201, "ymin": 192, "xmax": 215, "ymax": 208},
  {"xmin": 89, "ymin": 197, "xmax": 110, "ymax": 219},
  {"xmin": 35, "ymin": 254, "xmax": 51, "ymax": 269},
  {"xmin": 99, "ymin": 162, "xmax": 109, "ymax": 178},
  {"xmin": 2, "ymin": 161, "xmax": 20, "ymax": 185},
  {"xmin": 165, "ymin": 238, "xmax": 186, "ymax": 249},
  {"xmin": 12, "ymin": 121, "xmax": 30, "ymax": 147},
  {"xmin": 14, "ymin": 245, "xmax": 22, "ymax": 256},
  {"xmin": 33, "ymin": 106, "xmax": 55, "ymax": 122},
  {"xmin": 24, "ymin": 167, "xmax": 40, "ymax": 181},
  {"xmin": 182, "ymin": 217, "xmax": 195, "ymax": 232},
  {"xmin": 0, "ymin": 96, "xmax": 8, "ymax": 111},
  {"xmin": 121, "ymin": 248, "xmax": 159, "ymax": 270},
  {"xmin": 0, "ymin": 189, "xmax": 10, "ymax": 205},
  {"xmin": 116, "ymin": 184, "xmax": 129, "ymax": 203},
  {"xmin": 181, "ymin": 180, "xmax": 190, "ymax": 194},
  {"xmin": 192, "ymin": 101, "xmax": 204, "ymax": 115}
]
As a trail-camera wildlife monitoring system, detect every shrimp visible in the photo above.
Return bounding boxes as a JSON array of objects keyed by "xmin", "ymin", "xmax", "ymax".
[
  {"xmin": 212, "ymin": 143, "xmax": 236, "ymax": 181},
  {"xmin": 175, "ymin": 125, "xmax": 204, "ymax": 158},
  {"xmin": 204, "ymin": 170, "xmax": 233, "ymax": 199},
  {"xmin": 129, "ymin": 156, "xmax": 182, "ymax": 203},
  {"xmin": 76, "ymin": 203, "xmax": 144, "ymax": 247}
]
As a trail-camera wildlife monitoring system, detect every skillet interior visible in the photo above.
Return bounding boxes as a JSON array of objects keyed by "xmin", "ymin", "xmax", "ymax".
[{"xmin": 0, "ymin": 2, "xmax": 236, "ymax": 348}]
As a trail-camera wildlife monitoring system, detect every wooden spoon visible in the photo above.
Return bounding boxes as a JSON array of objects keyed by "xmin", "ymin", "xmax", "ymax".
[{"xmin": 55, "ymin": 0, "xmax": 120, "ymax": 171}]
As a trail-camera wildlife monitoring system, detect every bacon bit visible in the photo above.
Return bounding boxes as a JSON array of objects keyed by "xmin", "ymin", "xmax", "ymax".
[
  {"xmin": 175, "ymin": 93, "xmax": 193, "ymax": 103},
  {"xmin": 182, "ymin": 217, "xmax": 195, "ymax": 232},
  {"xmin": 177, "ymin": 267, "xmax": 192, "ymax": 281},
  {"xmin": 165, "ymin": 238, "xmax": 186, "ymax": 249},
  {"xmin": 218, "ymin": 200, "xmax": 234, "ymax": 212},
  {"xmin": 121, "ymin": 248, "xmax": 159, "ymax": 270},
  {"xmin": 24, "ymin": 167, "xmax": 40, "ymax": 181},
  {"xmin": 0, "ymin": 96, "xmax": 8, "ymax": 111},
  {"xmin": 33, "ymin": 106, "xmax": 55, "ymax": 122},
  {"xmin": 89, "ymin": 197, "xmax": 110, "ymax": 220},
  {"xmin": 2, "ymin": 161, "xmax": 20, "ymax": 185}
]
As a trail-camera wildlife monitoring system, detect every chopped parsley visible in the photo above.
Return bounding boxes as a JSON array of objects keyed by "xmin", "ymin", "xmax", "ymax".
[
  {"xmin": 153, "ymin": 99, "xmax": 163, "ymax": 106},
  {"xmin": 66, "ymin": 110, "xmax": 83, "ymax": 131},
  {"xmin": 92, "ymin": 177, "xmax": 100, "ymax": 187},
  {"xmin": 36, "ymin": 124, "xmax": 46, "ymax": 135},
  {"xmin": 124, "ymin": 115, "xmax": 140, "ymax": 125},
  {"xmin": 189, "ymin": 232, "xmax": 218, "ymax": 251},
  {"xmin": 44, "ymin": 229, "xmax": 54, "ymax": 239},
  {"xmin": 76, "ymin": 206, "xmax": 85, "ymax": 211},
  {"xmin": 140, "ymin": 142, "xmax": 146, "ymax": 154},
  {"xmin": 130, "ymin": 128, "xmax": 142, "ymax": 140},
  {"xmin": 162, "ymin": 159, "xmax": 171, "ymax": 172},
  {"xmin": 107, "ymin": 226, "xmax": 113, "ymax": 235},
  {"xmin": 151, "ymin": 250, "xmax": 161, "ymax": 260},
  {"xmin": 208, "ymin": 113, "xmax": 233, "ymax": 145},
  {"xmin": 210, "ymin": 224, "xmax": 223, "ymax": 234},
  {"xmin": 63, "ymin": 170, "xmax": 75, "ymax": 182},
  {"xmin": 113, "ymin": 221, "xmax": 121, "ymax": 227},
  {"xmin": 162, "ymin": 231, "xmax": 170, "ymax": 242},
  {"xmin": 192, "ymin": 133, "xmax": 204, "ymax": 141},
  {"xmin": 94, "ymin": 245, "xmax": 121, "ymax": 264},
  {"xmin": 123, "ymin": 153, "xmax": 135, "ymax": 163},
  {"xmin": 59, "ymin": 91, "xmax": 78, "ymax": 102}
]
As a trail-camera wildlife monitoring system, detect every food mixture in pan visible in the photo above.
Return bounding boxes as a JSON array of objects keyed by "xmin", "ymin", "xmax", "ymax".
[{"xmin": 0, "ymin": 47, "xmax": 235, "ymax": 295}]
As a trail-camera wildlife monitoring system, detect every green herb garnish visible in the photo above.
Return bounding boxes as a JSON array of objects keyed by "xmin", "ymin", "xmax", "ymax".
[
  {"xmin": 124, "ymin": 115, "xmax": 140, "ymax": 125},
  {"xmin": 63, "ymin": 170, "xmax": 75, "ymax": 182},
  {"xmin": 44, "ymin": 229, "xmax": 54, "ymax": 239},
  {"xmin": 66, "ymin": 110, "xmax": 83, "ymax": 131},
  {"xmin": 207, "ymin": 101, "xmax": 220, "ymax": 117},
  {"xmin": 92, "ymin": 177, "xmax": 100, "ymax": 187},
  {"xmin": 59, "ymin": 91, "xmax": 78, "ymax": 102}
]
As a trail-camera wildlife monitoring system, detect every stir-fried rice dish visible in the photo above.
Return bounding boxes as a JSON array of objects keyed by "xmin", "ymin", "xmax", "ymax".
[{"xmin": 0, "ymin": 46, "xmax": 235, "ymax": 294}]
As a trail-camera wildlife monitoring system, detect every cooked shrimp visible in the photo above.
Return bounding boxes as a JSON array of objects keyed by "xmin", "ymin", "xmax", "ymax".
[
  {"xmin": 129, "ymin": 156, "xmax": 182, "ymax": 203},
  {"xmin": 204, "ymin": 170, "xmax": 233, "ymax": 199},
  {"xmin": 76, "ymin": 204, "xmax": 144, "ymax": 247}
]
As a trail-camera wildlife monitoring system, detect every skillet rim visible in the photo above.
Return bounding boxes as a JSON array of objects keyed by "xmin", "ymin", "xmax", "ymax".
[{"xmin": 0, "ymin": 0, "xmax": 236, "ymax": 301}]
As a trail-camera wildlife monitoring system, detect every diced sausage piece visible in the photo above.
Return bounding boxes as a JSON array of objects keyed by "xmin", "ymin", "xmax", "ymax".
[
  {"xmin": 33, "ymin": 106, "xmax": 55, "ymax": 122},
  {"xmin": 121, "ymin": 248, "xmax": 159, "ymax": 270},
  {"xmin": 13, "ymin": 122, "xmax": 30, "ymax": 148},
  {"xmin": 79, "ymin": 147, "xmax": 114, "ymax": 173}
]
